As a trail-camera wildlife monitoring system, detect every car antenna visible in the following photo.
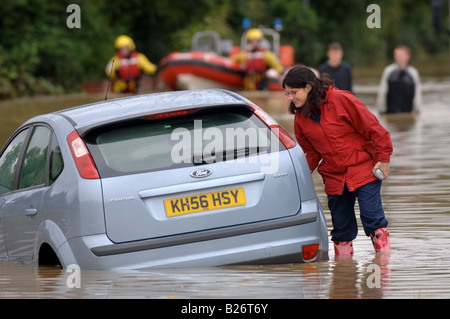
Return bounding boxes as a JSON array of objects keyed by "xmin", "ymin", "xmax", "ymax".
[{"xmin": 105, "ymin": 58, "xmax": 114, "ymax": 100}]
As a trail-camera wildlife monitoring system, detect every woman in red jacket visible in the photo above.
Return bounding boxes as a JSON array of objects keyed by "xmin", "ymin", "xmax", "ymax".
[{"xmin": 283, "ymin": 65, "xmax": 393, "ymax": 256}]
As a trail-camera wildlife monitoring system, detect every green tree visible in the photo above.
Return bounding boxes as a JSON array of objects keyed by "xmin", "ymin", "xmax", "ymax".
[{"xmin": 0, "ymin": 0, "xmax": 448, "ymax": 99}]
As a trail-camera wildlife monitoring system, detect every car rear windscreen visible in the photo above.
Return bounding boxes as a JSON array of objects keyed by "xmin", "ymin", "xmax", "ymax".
[{"xmin": 85, "ymin": 106, "xmax": 285, "ymax": 177}]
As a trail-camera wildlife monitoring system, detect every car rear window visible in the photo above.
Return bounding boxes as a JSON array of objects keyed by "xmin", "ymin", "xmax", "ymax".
[{"xmin": 85, "ymin": 106, "xmax": 285, "ymax": 177}]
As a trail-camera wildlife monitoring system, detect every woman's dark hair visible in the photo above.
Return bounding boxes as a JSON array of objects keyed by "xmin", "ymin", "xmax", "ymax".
[{"xmin": 282, "ymin": 65, "xmax": 334, "ymax": 116}]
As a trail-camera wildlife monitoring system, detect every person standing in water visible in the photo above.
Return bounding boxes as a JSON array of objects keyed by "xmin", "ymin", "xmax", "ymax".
[
  {"xmin": 230, "ymin": 28, "xmax": 284, "ymax": 90},
  {"xmin": 376, "ymin": 45, "xmax": 422, "ymax": 114},
  {"xmin": 319, "ymin": 41, "xmax": 352, "ymax": 92},
  {"xmin": 105, "ymin": 35, "xmax": 157, "ymax": 93},
  {"xmin": 283, "ymin": 65, "xmax": 393, "ymax": 256}
]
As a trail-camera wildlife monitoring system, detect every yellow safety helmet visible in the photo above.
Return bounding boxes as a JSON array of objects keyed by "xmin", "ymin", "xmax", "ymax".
[
  {"xmin": 114, "ymin": 35, "xmax": 136, "ymax": 51},
  {"xmin": 246, "ymin": 28, "xmax": 263, "ymax": 41}
]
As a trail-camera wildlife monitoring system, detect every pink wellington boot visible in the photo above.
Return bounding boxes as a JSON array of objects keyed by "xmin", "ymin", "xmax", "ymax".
[
  {"xmin": 333, "ymin": 241, "xmax": 354, "ymax": 255},
  {"xmin": 370, "ymin": 227, "xmax": 391, "ymax": 252}
]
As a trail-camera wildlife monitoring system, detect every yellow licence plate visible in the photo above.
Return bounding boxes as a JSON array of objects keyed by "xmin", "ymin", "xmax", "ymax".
[{"xmin": 164, "ymin": 187, "xmax": 246, "ymax": 217}]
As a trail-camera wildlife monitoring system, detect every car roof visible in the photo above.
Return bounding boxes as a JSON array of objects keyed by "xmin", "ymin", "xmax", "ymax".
[{"xmin": 53, "ymin": 89, "xmax": 252, "ymax": 134}]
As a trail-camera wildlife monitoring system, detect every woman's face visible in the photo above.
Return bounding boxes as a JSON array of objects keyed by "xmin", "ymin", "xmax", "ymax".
[{"xmin": 284, "ymin": 84, "xmax": 311, "ymax": 109}]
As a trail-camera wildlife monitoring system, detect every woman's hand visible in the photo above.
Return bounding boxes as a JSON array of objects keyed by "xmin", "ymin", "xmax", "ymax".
[{"xmin": 373, "ymin": 162, "xmax": 390, "ymax": 179}]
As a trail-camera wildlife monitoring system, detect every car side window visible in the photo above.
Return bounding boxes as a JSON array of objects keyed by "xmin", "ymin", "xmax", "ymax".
[
  {"xmin": 49, "ymin": 133, "xmax": 64, "ymax": 185},
  {"xmin": 19, "ymin": 126, "xmax": 51, "ymax": 189},
  {"xmin": 0, "ymin": 128, "xmax": 30, "ymax": 195}
]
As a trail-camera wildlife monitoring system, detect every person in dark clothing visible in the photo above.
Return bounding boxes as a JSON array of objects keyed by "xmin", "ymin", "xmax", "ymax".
[
  {"xmin": 319, "ymin": 41, "xmax": 352, "ymax": 92},
  {"xmin": 376, "ymin": 45, "xmax": 422, "ymax": 114}
]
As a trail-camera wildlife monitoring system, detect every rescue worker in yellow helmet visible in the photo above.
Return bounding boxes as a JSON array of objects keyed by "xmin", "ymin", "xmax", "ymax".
[
  {"xmin": 231, "ymin": 28, "xmax": 284, "ymax": 90},
  {"xmin": 105, "ymin": 35, "xmax": 157, "ymax": 93}
]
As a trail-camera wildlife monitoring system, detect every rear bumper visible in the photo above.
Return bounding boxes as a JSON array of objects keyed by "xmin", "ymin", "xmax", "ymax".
[{"xmin": 67, "ymin": 199, "xmax": 329, "ymax": 269}]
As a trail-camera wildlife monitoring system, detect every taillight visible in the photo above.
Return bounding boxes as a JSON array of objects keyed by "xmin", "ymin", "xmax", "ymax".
[
  {"xmin": 145, "ymin": 108, "xmax": 196, "ymax": 120},
  {"xmin": 67, "ymin": 130, "xmax": 99, "ymax": 179},
  {"xmin": 249, "ymin": 103, "xmax": 296, "ymax": 149},
  {"xmin": 302, "ymin": 244, "xmax": 320, "ymax": 261}
]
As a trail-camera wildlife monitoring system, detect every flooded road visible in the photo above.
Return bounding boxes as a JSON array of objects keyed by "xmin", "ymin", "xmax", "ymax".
[{"xmin": 1, "ymin": 77, "xmax": 450, "ymax": 299}]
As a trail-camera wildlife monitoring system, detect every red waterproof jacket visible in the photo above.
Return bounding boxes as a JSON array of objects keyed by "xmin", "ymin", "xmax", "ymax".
[{"xmin": 294, "ymin": 86, "xmax": 393, "ymax": 195}]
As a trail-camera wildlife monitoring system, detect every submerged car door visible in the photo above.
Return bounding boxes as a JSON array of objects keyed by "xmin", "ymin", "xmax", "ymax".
[
  {"xmin": 0, "ymin": 126, "xmax": 51, "ymax": 259},
  {"xmin": 0, "ymin": 128, "xmax": 30, "ymax": 258}
]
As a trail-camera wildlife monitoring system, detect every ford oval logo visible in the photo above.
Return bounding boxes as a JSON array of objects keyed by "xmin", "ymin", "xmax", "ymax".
[{"xmin": 190, "ymin": 168, "xmax": 213, "ymax": 178}]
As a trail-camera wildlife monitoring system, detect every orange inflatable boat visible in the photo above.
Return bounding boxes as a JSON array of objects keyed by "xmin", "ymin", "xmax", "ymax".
[{"xmin": 157, "ymin": 29, "xmax": 294, "ymax": 91}]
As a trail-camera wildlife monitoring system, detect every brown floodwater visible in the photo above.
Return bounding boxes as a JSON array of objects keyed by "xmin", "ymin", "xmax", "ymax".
[{"xmin": 1, "ymin": 77, "xmax": 450, "ymax": 299}]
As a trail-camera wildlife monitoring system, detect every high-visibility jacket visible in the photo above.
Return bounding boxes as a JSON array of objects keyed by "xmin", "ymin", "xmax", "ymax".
[
  {"xmin": 105, "ymin": 51, "xmax": 157, "ymax": 80},
  {"xmin": 231, "ymin": 48, "xmax": 283, "ymax": 74},
  {"xmin": 117, "ymin": 51, "xmax": 141, "ymax": 80},
  {"xmin": 246, "ymin": 48, "xmax": 269, "ymax": 73},
  {"xmin": 294, "ymin": 86, "xmax": 393, "ymax": 195}
]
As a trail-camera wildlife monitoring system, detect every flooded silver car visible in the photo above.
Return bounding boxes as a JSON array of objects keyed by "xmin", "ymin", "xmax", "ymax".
[
  {"xmin": 0, "ymin": 89, "xmax": 328, "ymax": 269},
  {"xmin": 1, "ymin": 77, "xmax": 450, "ymax": 298}
]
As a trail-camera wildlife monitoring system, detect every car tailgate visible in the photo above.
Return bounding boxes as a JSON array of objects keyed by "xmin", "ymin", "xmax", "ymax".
[{"xmin": 101, "ymin": 151, "xmax": 302, "ymax": 243}]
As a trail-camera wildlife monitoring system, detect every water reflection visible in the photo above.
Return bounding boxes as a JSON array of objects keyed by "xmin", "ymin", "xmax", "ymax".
[
  {"xmin": 0, "ymin": 252, "xmax": 398, "ymax": 299},
  {"xmin": 1, "ymin": 78, "xmax": 450, "ymax": 298}
]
